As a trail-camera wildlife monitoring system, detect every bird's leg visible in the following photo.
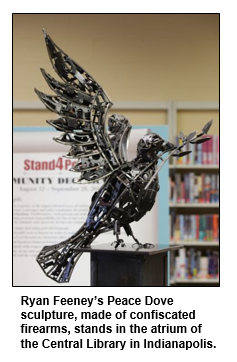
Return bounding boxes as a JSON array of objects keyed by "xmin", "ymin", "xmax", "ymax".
[
  {"xmin": 111, "ymin": 220, "xmax": 125, "ymax": 249},
  {"xmin": 123, "ymin": 224, "xmax": 142, "ymax": 247},
  {"xmin": 124, "ymin": 224, "xmax": 154, "ymax": 249}
]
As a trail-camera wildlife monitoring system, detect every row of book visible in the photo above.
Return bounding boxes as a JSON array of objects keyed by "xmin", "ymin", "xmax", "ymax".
[
  {"xmin": 171, "ymin": 249, "xmax": 219, "ymax": 280},
  {"xmin": 170, "ymin": 214, "xmax": 219, "ymax": 241},
  {"xmin": 169, "ymin": 173, "xmax": 219, "ymax": 204},
  {"xmin": 174, "ymin": 134, "xmax": 219, "ymax": 165}
]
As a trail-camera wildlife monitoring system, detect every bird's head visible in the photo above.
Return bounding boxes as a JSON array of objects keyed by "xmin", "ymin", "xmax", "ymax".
[{"xmin": 137, "ymin": 133, "xmax": 174, "ymax": 161}]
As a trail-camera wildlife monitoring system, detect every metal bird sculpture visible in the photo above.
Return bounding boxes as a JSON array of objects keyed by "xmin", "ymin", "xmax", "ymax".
[{"xmin": 35, "ymin": 30, "xmax": 213, "ymax": 283}]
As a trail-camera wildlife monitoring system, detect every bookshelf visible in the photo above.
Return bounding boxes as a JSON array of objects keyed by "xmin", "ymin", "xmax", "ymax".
[
  {"xmin": 170, "ymin": 241, "xmax": 219, "ymax": 247},
  {"xmin": 168, "ymin": 102, "xmax": 219, "ymax": 286},
  {"xmin": 169, "ymin": 165, "xmax": 219, "ymax": 284},
  {"xmin": 169, "ymin": 165, "xmax": 219, "ymax": 170},
  {"xmin": 170, "ymin": 203, "xmax": 219, "ymax": 208},
  {"xmin": 170, "ymin": 278, "xmax": 219, "ymax": 286}
]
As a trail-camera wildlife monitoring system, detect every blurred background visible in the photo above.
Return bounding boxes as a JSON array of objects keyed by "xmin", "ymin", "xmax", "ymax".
[
  {"xmin": 13, "ymin": 14, "xmax": 219, "ymax": 286},
  {"xmin": 13, "ymin": 14, "xmax": 219, "ymax": 130}
]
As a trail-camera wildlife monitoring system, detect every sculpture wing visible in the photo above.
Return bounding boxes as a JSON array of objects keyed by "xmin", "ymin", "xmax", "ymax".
[{"xmin": 35, "ymin": 30, "xmax": 129, "ymax": 183}]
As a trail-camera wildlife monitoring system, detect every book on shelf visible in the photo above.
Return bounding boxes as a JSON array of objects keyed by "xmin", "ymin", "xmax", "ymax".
[
  {"xmin": 170, "ymin": 214, "xmax": 219, "ymax": 242},
  {"xmin": 169, "ymin": 173, "xmax": 219, "ymax": 204},
  {"xmin": 174, "ymin": 134, "xmax": 219, "ymax": 165},
  {"xmin": 172, "ymin": 248, "xmax": 219, "ymax": 280}
]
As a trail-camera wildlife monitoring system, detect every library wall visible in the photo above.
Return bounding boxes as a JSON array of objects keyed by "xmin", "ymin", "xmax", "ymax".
[
  {"xmin": 177, "ymin": 111, "xmax": 219, "ymax": 135},
  {"xmin": 13, "ymin": 14, "xmax": 219, "ymax": 132}
]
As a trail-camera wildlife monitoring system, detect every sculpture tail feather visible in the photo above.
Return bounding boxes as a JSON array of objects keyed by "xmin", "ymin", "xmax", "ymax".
[{"xmin": 36, "ymin": 223, "xmax": 94, "ymax": 283}]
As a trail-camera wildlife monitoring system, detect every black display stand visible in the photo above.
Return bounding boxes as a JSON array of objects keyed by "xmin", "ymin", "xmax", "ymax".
[{"xmin": 75, "ymin": 243, "xmax": 182, "ymax": 287}]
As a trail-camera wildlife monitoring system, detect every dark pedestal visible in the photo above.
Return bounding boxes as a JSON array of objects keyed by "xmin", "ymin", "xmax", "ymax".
[{"xmin": 76, "ymin": 243, "xmax": 182, "ymax": 287}]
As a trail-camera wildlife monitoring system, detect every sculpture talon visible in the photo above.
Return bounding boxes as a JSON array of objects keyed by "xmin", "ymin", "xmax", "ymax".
[
  {"xmin": 112, "ymin": 239, "xmax": 126, "ymax": 249},
  {"xmin": 35, "ymin": 30, "xmax": 213, "ymax": 283}
]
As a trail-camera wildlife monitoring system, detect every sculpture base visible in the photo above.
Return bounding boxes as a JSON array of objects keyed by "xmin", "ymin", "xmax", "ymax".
[{"xmin": 75, "ymin": 243, "xmax": 182, "ymax": 287}]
